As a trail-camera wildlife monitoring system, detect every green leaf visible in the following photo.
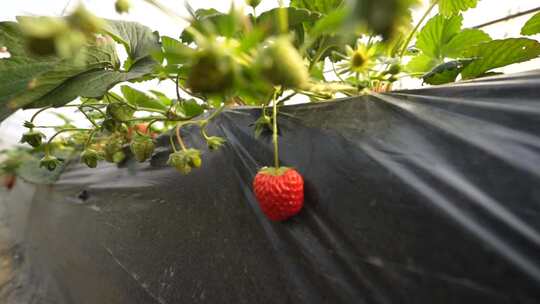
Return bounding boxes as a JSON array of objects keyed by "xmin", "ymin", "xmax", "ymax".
[
  {"xmin": 26, "ymin": 56, "xmax": 156, "ymax": 109},
  {"xmin": 416, "ymin": 14, "xmax": 462, "ymax": 59},
  {"xmin": 438, "ymin": 0, "xmax": 478, "ymax": 17},
  {"xmin": 307, "ymin": 7, "xmax": 347, "ymax": 40},
  {"xmin": 422, "ymin": 59, "xmax": 473, "ymax": 85},
  {"xmin": 0, "ymin": 21, "xmax": 115, "ymax": 116},
  {"xmin": 160, "ymin": 36, "xmax": 194, "ymax": 65},
  {"xmin": 176, "ymin": 99, "xmax": 204, "ymax": 118},
  {"xmin": 442, "ymin": 28, "xmax": 491, "ymax": 58},
  {"xmin": 180, "ymin": 8, "xmax": 244, "ymax": 43},
  {"xmin": 121, "ymin": 85, "xmax": 167, "ymax": 111},
  {"xmin": 290, "ymin": 0, "xmax": 344, "ymax": 14},
  {"xmin": 256, "ymin": 7, "xmax": 322, "ymax": 40},
  {"xmin": 149, "ymin": 90, "xmax": 173, "ymax": 106},
  {"xmin": 0, "ymin": 20, "xmax": 159, "ymax": 120},
  {"xmin": 521, "ymin": 12, "xmax": 540, "ymax": 36},
  {"xmin": 461, "ymin": 38, "xmax": 540, "ymax": 79},
  {"xmin": 405, "ymin": 54, "xmax": 440, "ymax": 74},
  {"xmin": 408, "ymin": 14, "xmax": 491, "ymax": 77},
  {"xmin": 103, "ymin": 20, "xmax": 160, "ymax": 64}
]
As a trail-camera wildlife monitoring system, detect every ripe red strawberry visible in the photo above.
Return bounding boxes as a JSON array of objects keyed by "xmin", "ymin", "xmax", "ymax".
[{"xmin": 253, "ymin": 167, "xmax": 304, "ymax": 221}]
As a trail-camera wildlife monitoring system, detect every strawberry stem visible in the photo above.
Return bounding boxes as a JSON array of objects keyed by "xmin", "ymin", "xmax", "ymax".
[
  {"xmin": 175, "ymin": 124, "xmax": 187, "ymax": 151},
  {"xmin": 272, "ymin": 91, "xmax": 279, "ymax": 168}
]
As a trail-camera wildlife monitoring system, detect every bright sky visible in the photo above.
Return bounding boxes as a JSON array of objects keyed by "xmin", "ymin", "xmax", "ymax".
[{"xmin": 0, "ymin": 0, "xmax": 539, "ymax": 148}]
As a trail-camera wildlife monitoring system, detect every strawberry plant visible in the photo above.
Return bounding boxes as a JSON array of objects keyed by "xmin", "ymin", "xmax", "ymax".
[{"xmin": 1, "ymin": 0, "xmax": 539, "ymax": 219}]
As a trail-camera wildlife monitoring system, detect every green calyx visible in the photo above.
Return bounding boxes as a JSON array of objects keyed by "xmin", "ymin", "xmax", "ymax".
[
  {"xmin": 81, "ymin": 149, "xmax": 99, "ymax": 168},
  {"xmin": 20, "ymin": 130, "xmax": 45, "ymax": 147},
  {"xmin": 167, "ymin": 148, "xmax": 202, "ymax": 175},
  {"xmin": 257, "ymin": 166, "xmax": 290, "ymax": 176},
  {"xmin": 130, "ymin": 135, "xmax": 155, "ymax": 162},
  {"xmin": 39, "ymin": 155, "xmax": 62, "ymax": 171},
  {"xmin": 107, "ymin": 102, "xmax": 135, "ymax": 122}
]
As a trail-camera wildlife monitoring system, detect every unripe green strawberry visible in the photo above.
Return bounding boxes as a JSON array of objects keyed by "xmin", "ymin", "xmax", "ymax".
[
  {"xmin": 186, "ymin": 149, "xmax": 202, "ymax": 168},
  {"xmin": 103, "ymin": 138, "xmax": 123, "ymax": 163},
  {"xmin": 253, "ymin": 167, "xmax": 304, "ymax": 221},
  {"xmin": 81, "ymin": 149, "xmax": 99, "ymax": 168},
  {"xmin": 39, "ymin": 155, "xmax": 62, "ymax": 171},
  {"xmin": 246, "ymin": 0, "xmax": 262, "ymax": 8},
  {"xmin": 256, "ymin": 36, "xmax": 309, "ymax": 88},
  {"xmin": 107, "ymin": 102, "xmax": 134, "ymax": 122},
  {"xmin": 115, "ymin": 0, "xmax": 131, "ymax": 14},
  {"xmin": 186, "ymin": 48, "xmax": 235, "ymax": 94},
  {"xmin": 387, "ymin": 63, "xmax": 401, "ymax": 75},
  {"xmin": 18, "ymin": 16, "xmax": 69, "ymax": 56},
  {"xmin": 55, "ymin": 29, "xmax": 87, "ymax": 59},
  {"xmin": 167, "ymin": 148, "xmax": 202, "ymax": 174},
  {"xmin": 206, "ymin": 136, "xmax": 226, "ymax": 151},
  {"xmin": 112, "ymin": 151, "xmax": 126, "ymax": 164},
  {"xmin": 130, "ymin": 135, "xmax": 155, "ymax": 162},
  {"xmin": 68, "ymin": 5, "xmax": 104, "ymax": 34},
  {"xmin": 167, "ymin": 151, "xmax": 190, "ymax": 174},
  {"xmin": 20, "ymin": 130, "xmax": 44, "ymax": 147},
  {"xmin": 102, "ymin": 118, "xmax": 121, "ymax": 132}
]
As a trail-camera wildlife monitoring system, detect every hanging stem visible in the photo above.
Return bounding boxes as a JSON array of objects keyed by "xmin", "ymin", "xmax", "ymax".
[
  {"xmin": 175, "ymin": 125, "xmax": 187, "ymax": 151},
  {"xmin": 79, "ymin": 107, "xmax": 99, "ymax": 128},
  {"xmin": 169, "ymin": 133, "xmax": 178, "ymax": 152},
  {"xmin": 272, "ymin": 93, "xmax": 279, "ymax": 168},
  {"xmin": 398, "ymin": 0, "xmax": 438, "ymax": 59},
  {"xmin": 30, "ymin": 106, "xmax": 53, "ymax": 123},
  {"xmin": 47, "ymin": 128, "xmax": 92, "ymax": 144},
  {"xmin": 84, "ymin": 130, "xmax": 96, "ymax": 148},
  {"xmin": 205, "ymin": 105, "xmax": 225, "ymax": 122}
]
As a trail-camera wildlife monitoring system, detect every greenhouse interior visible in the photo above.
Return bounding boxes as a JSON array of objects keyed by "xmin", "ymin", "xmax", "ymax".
[{"xmin": 0, "ymin": 0, "xmax": 540, "ymax": 303}]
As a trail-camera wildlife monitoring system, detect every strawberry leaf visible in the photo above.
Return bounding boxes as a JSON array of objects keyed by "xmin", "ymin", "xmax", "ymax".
[
  {"xmin": 121, "ymin": 85, "xmax": 168, "ymax": 111},
  {"xmin": 461, "ymin": 38, "xmax": 540, "ymax": 79},
  {"xmin": 0, "ymin": 19, "xmax": 160, "ymax": 120},
  {"xmin": 441, "ymin": 28, "xmax": 491, "ymax": 58},
  {"xmin": 416, "ymin": 14, "xmax": 463, "ymax": 59},
  {"xmin": 160, "ymin": 36, "xmax": 194, "ymax": 65},
  {"xmin": 438, "ymin": 0, "xmax": 478, "ymax": 17},
  {"xmin": 405, "ymin": 54, "xmax": 439, "ymax": 74},
  {"xmin": 521, "ymin": 12, "xmax": 540, "ymax": 36},
  {"xmin": 290, "ymin": 0, "xmax": 344, "ymax": 14}
]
